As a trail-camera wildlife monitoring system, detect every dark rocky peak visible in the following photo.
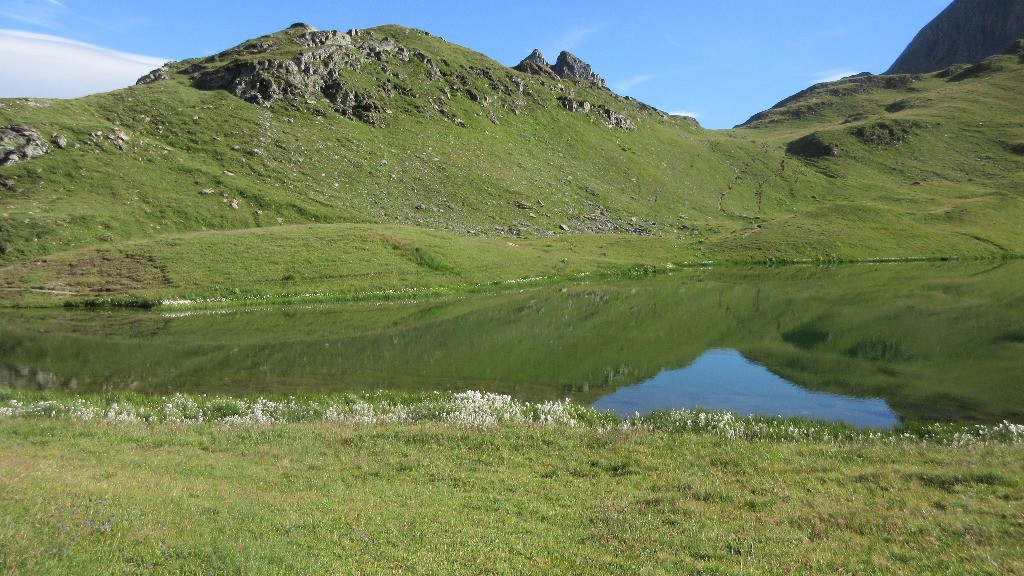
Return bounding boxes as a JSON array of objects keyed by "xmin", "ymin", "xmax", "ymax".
[
  {"xmin": 551, "ymin": 51, "xmax": 606, "ymax": 88},
  {"xmin": 513, "ymin": 49, "xmax": 606, "ymax": 88},
  {"xmin": 522, "ymin": 49, "xmax": 548, "ymax": 66},
  {"xmin": 887, "ymin": 0, "xmax": 1024, "ymax": 74},
  {"xmin": 514, "ymin": 49, "xmax": 558, "ymax": 78}
]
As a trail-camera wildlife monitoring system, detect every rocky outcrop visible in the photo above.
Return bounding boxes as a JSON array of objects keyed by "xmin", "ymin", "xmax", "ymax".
[
  {"xmin": 514, "ymin": 49, "xmax": 558, "ymax": 78},
  {"xmin": 887, "ymin": 0, "xmax": 1024, "ymax": 74},
  {"xmin": 134, "ymin": 26, "xmax": 647, "ymax": 132},
  {"xmin": 139, "ymin": 28, "xmax": 414, "ymax": 126},
  {"xmin": 514, "ymin": 49, "xmax": 606, "ymax": 87},
  {"xmin": 551, "ymin": 51, "xmax": 606, "ymax": 88},
  {"xmin": 136, "ymin": 65, "xmax": 171, "ymax": 85},
  {"xmin": 600, "ymin": 107, "xmax": 635, "ymax": 131},
  {"xmin": 0, "ymin": 125, "xmax": 51, "ymax": 166}
]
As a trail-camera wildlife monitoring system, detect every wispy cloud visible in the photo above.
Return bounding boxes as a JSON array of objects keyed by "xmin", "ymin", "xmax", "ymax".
[
  {"xmin": 542, "ymin": 24, "xmax": 604, "ymax": 58},
  {"xmin": 0, "ymin": 29, "xmax": 168, "ymax": 98},
  {"xmin": 0, "ymin": 0, "xmax": 68, "ymax": 28},
  {"xmin": 668, "ymin": 110, "xmax": 701, "ymax": 119},
  {"xmin": 558, "ymin": 24, "xmax": 603, "ymax": 52},
  {"xmin": 811, "ymin": 68, "xmax": 860, "ymax": 84},
  {"xmin": 610, "ymin": 74, "xmax": 656, "ymax": 94}
]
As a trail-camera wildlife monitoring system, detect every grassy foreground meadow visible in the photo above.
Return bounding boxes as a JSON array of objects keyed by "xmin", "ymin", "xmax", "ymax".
[{"xmin": 1, "ymin": 392, "xmax": 1023, "ymax": 575}]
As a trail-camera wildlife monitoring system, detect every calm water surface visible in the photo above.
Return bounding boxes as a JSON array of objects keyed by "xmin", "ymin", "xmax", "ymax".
[
  {"xmin": 1, "ymin": 261, "xmax": 1022, "ymax": 427},
  {"xmin": 591, "ymin": 349, "xmax": 899, "ymax": 428}
]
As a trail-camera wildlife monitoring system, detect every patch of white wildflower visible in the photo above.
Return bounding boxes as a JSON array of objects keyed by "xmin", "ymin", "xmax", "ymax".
[{"xmin": 1, "ymin": 391, "xmax": 1022, "ymax": 445}]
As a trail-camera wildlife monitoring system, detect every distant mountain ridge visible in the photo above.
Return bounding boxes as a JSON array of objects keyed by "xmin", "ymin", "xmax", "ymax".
[{"xmin": 887, "ymin": 0, "xmax": 1024, "ymax": 74}]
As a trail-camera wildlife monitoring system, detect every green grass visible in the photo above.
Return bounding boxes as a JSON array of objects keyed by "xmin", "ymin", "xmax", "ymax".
[
  {"xmin": 0, "ymin": 404, "xmax": 1021, "ymax": 575},
  {"xmin": 2, "ymin": 26, "xmax": 1024, "ymax": 303},
  {"xmin": 0, "ymin": 224, "xmax": 694, "ymax": 306}
]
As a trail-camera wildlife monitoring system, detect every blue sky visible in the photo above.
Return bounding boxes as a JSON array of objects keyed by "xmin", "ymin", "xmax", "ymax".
[{"xmin": 0, "ymin": 0, "xmax": 953, "ymax": 128}]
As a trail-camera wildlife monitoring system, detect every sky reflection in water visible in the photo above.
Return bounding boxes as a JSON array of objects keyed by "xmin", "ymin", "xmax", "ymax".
[{"xmin": 591, "ymin": 349, "xmax": 900, "ymax": 429}]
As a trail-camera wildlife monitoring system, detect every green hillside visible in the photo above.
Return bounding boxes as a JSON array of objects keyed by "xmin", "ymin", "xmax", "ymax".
[{"xmin": 1, "ymin": 24, "xmax": 1022, "ymax": 306}]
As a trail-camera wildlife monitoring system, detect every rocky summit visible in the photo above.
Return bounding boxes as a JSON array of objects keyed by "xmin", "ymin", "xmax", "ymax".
[
  {"xmin": 515, "ymin": 49, "xmax": 607, "ymax": 87},
  {"xmin": 138, "ymin": 26, "xmax": 633, "ymax": 131},
  {"xmin": 513, "ymin": 49, "xmax": 558, "ymax": 78},
  {"xmin": 887, "ymin": 0, "xmax": 1024, "ymax": 74}
]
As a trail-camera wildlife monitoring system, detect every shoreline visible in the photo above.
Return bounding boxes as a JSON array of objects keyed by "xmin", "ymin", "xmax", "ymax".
[
  {"xmin": 2, "ymin": 389, "xmax": 1022, "ymax": 446},
  {"xmin": 2, "ymin": 252, "xmax": 1019, "ymax": 311}
]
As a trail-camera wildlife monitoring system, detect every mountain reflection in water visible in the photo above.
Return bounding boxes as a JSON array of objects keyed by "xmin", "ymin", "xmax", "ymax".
[
  {"xmin": 0, "ymin": 261, "xmax": 1021, "ymax": 426},
  {"xmin": 592, "ymin": 349, "xmax": 900, "ymax": 429}
]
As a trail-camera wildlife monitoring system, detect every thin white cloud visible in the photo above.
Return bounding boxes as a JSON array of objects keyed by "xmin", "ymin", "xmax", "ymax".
[
  {"xmin": 0, "ymin": 29, "xmax": 168, "ymax": 98},
  {"xmin": 559, "ymin": 24, "xmax": 603, "ymax": 52},
  {"xmin": 811, "ymin": 69, "xmax": 860, "ymax": 84},
  {"xmin": 668, "ymin": 111, "xmax": 701, "ymax": 119},
  {"xmin": 610, "ymin": 74, "xmax": 656, "ymax": 93},
  {"xmin": 544, "ymin": 24, "xmax": 603, "ymax": 58},
  {"xmin": 0, "ymin": 0, "xmax": 67, "ymax": 28}
]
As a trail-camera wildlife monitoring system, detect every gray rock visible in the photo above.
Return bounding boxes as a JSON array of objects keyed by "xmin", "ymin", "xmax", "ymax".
[
  {"xmin": 136, "ymin": 63, "xmax": 174, "ymax": 85},
  {"xmin": 560, "ymin": 97, "xmax": 592, "ymax": 113},
  {"xmin": 514, "ymin": 49, "xmax": 558, "ymax": 78},
  {"xmin": 0, "ymin": 125, "xmax": 51, "ymax": 166},
  {"xmin": 52, "ymin": 134, "xmax": 68, "ymax": 149},
  {"xmin": 887, "ymin": 0, "xmax": 1024, "ymax": 74},
  {"xmin": 551, "ymin": 51, "xmax": 606, "ymax": 88},
  {"xmin": 600, "ymin": 108, "xmax": 636, "ymax": 131},
  {"xmin": 299, "ymin": 30, "xmax": 352, "ymax": 48},
  {"xmin": 186, "ymin": 30, "xmax": 403, "ymax": 127},
  {"xmin": 514, "ymin": 49, "xmax": 607, "ymax": 87}
]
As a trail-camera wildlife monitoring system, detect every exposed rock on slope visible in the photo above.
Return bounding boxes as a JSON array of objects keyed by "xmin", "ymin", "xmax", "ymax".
[
  {"xmin": 887, "ymin": 0, "xmax": 1024, "ymax": 74},
  {"xmin": 137, "ymin": 26, "xmax": 644, "ymax": 131},
  {"xmin": 0, "ymin": 125, "xmax": 50, "ymax": 166}
]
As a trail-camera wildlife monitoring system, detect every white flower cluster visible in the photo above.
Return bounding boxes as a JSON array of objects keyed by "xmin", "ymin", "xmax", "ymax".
[
  {"xmin": 442, "ymin": 391, "xmax": 524, "ymax": 428},
  {"xmin": 1, "ymin": 392, "xmax": 1022, "ymax": 445},
  {"xmin": 623, "ymin": 408, "xmax": 1024, "ymax": 447},
  {"xmin": 622, "ymin": 409, "xmax": 845, "ymax": 442},
  {"xmin": 0, "ymin": 392, "xmax": 584, "ymax": 430},
  {"xmin": 325, "ymin": 401, "xmax": 412, "ymax": 426},
  {"xmin": 949, "ymin": 421, "xmax": 1024, "ymax": 446}
]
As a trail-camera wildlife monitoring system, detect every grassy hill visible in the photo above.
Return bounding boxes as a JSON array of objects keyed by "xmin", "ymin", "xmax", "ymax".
[{"xmin": 1, "ymin": 24, "xmax": 1022, "ymax": 305}]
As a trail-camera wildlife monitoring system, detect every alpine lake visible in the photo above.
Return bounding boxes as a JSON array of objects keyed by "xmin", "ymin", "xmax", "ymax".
[{"xmin": 2, "ymin": 260, "xmax": 1022, "ymax": 429}]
